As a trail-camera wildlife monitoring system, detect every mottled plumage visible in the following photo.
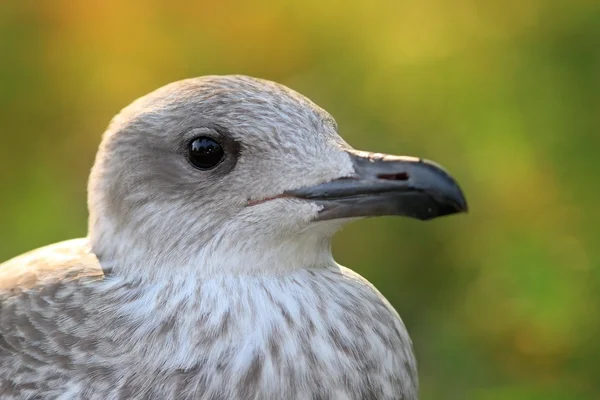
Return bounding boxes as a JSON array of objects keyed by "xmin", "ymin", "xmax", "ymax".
[{"xmin": 0, "ymin": 75, "xmax": 466, "ymax": 399}]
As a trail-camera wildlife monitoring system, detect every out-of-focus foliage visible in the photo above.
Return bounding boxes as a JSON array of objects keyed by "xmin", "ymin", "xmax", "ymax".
[{"xmin": 0, "ymin": 0, "xmax": 598, "ymax": 398}]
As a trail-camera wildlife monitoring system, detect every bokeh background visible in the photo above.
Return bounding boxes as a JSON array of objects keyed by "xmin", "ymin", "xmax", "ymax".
[{"xmin": 1, "ymin": 1, "xmax": 599, "ymax": 398}]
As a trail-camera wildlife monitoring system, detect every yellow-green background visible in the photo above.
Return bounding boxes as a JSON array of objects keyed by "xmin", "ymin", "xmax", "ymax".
[{"xmin": 1, "ymin": 1, "xmax": 598, "ymax": 398}]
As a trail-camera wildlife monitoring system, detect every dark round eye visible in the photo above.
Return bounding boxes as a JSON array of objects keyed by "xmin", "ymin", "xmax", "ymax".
[{"xmin": 188, "ymin": 137, "xmax": 225, "ymax": 170}]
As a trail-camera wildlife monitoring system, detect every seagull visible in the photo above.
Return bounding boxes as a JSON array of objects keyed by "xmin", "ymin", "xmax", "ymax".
[{"xmin": 0, "ymin": 75, "xmax": 467, "ymax": 400}]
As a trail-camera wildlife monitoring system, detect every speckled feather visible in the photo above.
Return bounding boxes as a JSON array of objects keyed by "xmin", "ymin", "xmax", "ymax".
[{"xmin": 0, "ymin": 75, "xmax": 418, "ymax": 399}]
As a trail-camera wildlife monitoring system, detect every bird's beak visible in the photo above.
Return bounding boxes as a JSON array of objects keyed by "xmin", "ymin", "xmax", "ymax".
[{"xmin": 285, "ymin": 150, "xmax": 468, "ymax": 221}]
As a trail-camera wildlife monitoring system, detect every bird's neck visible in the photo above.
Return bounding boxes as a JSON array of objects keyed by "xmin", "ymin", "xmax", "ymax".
[{"xmin": 90, "ymin": 221, "xmax": 340, "ymax": 284}]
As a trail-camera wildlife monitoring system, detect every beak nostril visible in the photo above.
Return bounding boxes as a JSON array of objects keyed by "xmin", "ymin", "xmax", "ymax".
[{"xmin": 378, "ymin": 172, "xmax": 409, "ymax": 181}]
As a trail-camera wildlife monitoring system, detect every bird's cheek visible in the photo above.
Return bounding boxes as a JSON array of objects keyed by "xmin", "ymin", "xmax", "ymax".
[{"xmin": 241, "ymin": 198, "xmax": 321, "ymax": 228}]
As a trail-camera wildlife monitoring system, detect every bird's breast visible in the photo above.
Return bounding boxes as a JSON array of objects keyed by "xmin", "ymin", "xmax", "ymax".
[{"xmin": 105, "ymin": 266, "xmax": 418, "ymax": 399}]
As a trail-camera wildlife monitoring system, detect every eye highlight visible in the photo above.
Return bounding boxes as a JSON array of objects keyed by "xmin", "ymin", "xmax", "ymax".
[{"xmin": 188, "ymin": 137, "xmax": 225, "ymax": 170}]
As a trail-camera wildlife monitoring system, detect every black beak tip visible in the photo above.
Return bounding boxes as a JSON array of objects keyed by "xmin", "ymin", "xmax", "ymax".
[
  {"xmin": 412, "ymin": 191, "xmax": 468, "ymax": 221},
  {"xmin": 441, "ymin": 193, "xmax": 469, "ymax": 217},
  {"xmin": 437, "ymin": 184, "xmax": 469, "ymax": 218},
  {"xmin": 423, "ymin": 161, "xmax": 469, "ymax": 219},
  {"xmin": 458, "ymin": 193, "xmax": 469, "ymax": 214},
  {"xmin": 450, "ymin": 183, "xmax": 469, "ymax": 212}
]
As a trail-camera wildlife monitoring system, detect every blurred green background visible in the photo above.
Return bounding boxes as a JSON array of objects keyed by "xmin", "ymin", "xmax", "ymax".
[{"xmin": 1, "ymin": 1, "xmax": 598, "ymax": 398}]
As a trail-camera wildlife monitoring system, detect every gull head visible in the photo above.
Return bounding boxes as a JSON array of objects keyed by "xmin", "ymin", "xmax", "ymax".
[{"xmin": 88, "ymin": 75, "xmax": 467, "ymax": 279}]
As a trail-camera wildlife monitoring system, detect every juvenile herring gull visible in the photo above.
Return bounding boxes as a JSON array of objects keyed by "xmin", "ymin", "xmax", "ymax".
[{"xmin": 0, "ymin": 75, "xmax": 467, "ymax": 399}]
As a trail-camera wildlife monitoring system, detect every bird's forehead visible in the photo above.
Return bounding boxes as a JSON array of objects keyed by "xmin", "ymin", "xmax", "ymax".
[{"xmin": 120, "ymin": 75, "xmax": 337, "ymax": 136}]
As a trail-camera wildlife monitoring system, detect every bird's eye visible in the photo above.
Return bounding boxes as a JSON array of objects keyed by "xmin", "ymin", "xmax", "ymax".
[{"xmin": 188, "ymin": 137, "xmax": 225, "ymax": 170}]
